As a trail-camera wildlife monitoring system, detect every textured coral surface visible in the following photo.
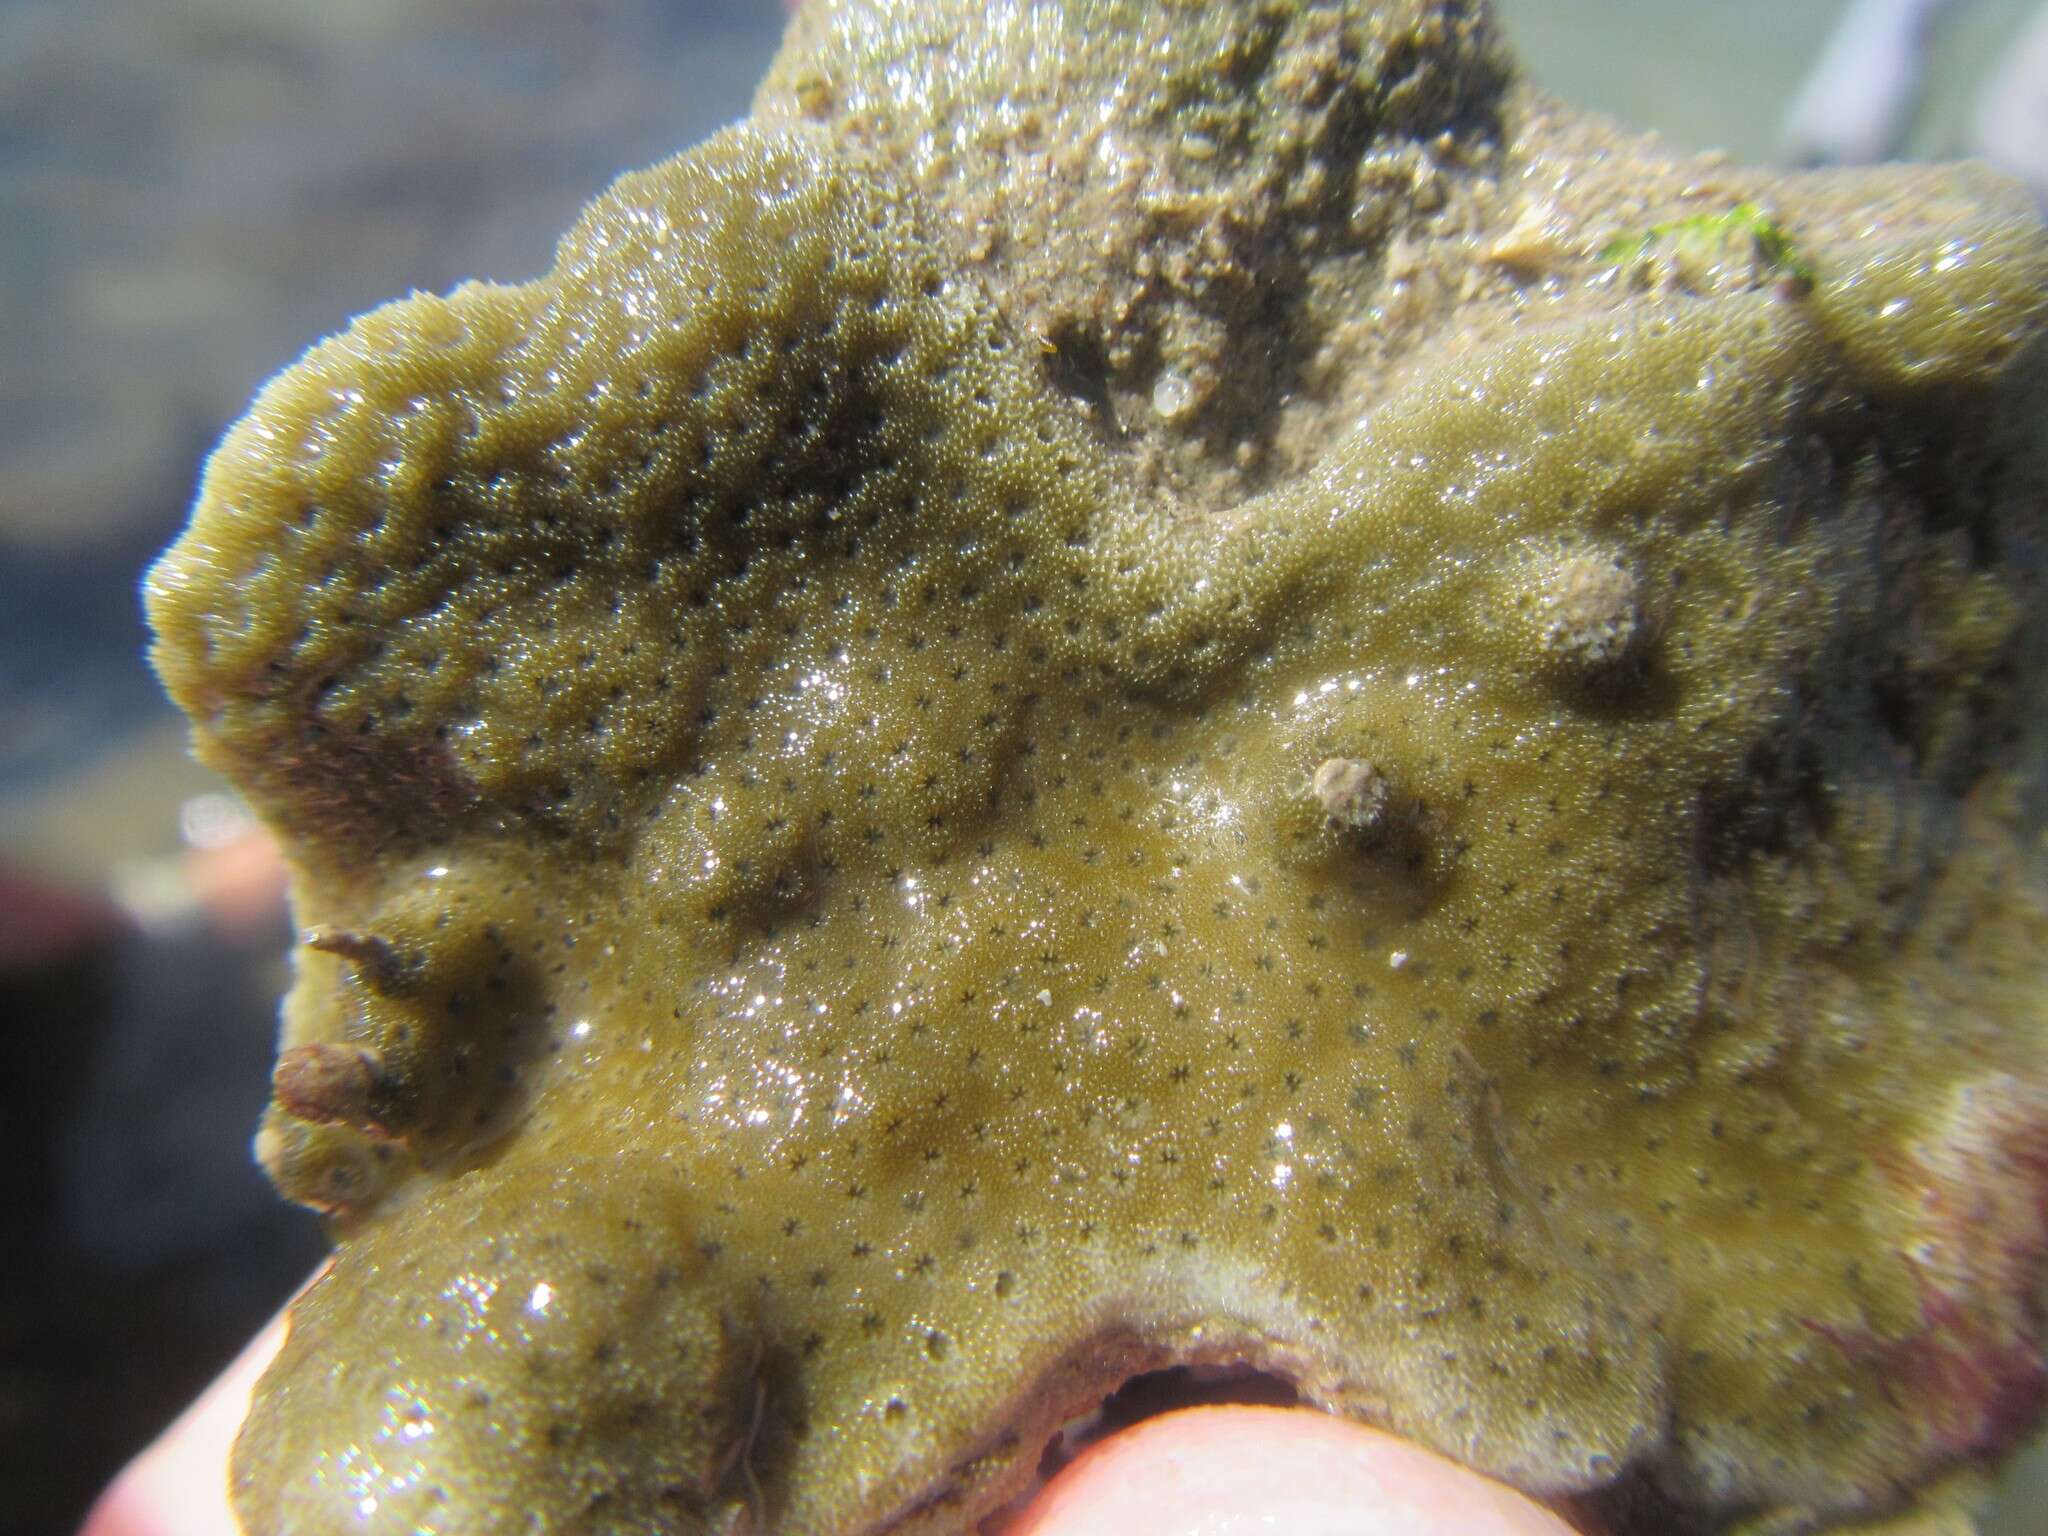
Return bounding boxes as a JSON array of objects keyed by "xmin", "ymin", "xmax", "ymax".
[{"xmin": 145, "ymin": 1, "xmax": 2048, "ymax": 1532}]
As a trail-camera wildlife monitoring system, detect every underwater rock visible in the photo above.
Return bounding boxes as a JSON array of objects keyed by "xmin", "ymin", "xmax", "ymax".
[{"xmin": 145, "ymin": 0, "xmax": 2048, "ymax": 1532}]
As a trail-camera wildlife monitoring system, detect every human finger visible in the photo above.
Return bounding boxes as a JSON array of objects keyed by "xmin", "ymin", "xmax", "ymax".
[
  {"xmin": 1000, "ymin": 1403, "xmax": 1583, "ymax": 1536},
  {"xmin": 77, "ymin": 1290, "xmax": 297, "ymax": 1536}
]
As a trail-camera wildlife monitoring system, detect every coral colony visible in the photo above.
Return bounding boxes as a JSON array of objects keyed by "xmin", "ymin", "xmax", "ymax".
[{"xmin": 149, "ymin": 1, "xmax": 2048, "ymax": 1531}]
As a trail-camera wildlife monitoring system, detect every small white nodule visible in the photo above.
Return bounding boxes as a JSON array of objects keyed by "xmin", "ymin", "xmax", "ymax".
[
  {"xmin": 1152, "ymin": 369, "xmax": 1195, "ymax": 421},
  {"xmin": 1312, "ymin": 756, "xmax": 1389, "ymax": 830},
  {"xmin": 1535, "ymin": 549, "xmax": 1642, "ymax": 669}
]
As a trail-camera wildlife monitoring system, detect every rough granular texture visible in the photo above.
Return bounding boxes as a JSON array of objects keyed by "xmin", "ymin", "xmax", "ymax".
[{"xmin": 145, "ymin": 2, "xmax": 2048, "ymax": 1532}]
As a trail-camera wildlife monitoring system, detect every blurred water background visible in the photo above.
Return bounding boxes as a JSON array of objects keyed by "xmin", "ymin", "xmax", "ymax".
[{"xmin": 0, "ymin": 1, "xmax": 2042, "ymax": 1531}]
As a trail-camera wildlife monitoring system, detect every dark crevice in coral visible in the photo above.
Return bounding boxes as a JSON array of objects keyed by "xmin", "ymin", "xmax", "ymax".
[
  {"xmin": 1093, "ymin": 1362, "xmax": 1303, "ymax": 1430},
  {"xmin": 1569, "ymin": 1464, "xmax": 1724, "ymax": 1536},
  {"xmin": 706, "ymin": 1333, "xmax": 806, "ymax": 1531},
  {"xmin": 1039, "ymin": 321, "xmax": 1121, "ymax": 441},
  {"xmin": 1694, "ymin": 730, "xmax": 1835, "ymax": 880}
]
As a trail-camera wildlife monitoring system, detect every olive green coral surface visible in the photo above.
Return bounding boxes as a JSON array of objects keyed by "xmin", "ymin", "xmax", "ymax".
[{"xmin": 145, "ymin": 1, "xmax": 2048, "ymax": 1533}]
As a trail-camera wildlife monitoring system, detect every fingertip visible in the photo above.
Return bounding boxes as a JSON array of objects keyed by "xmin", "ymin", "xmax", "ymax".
[
  {"xmin": 1003, "ymin": 1405, "xmax": 1582, "ymax": 1536},
  {"xmin": 77, "ymin": 1482, "xmax": 147, "ymax": 1536},
  {"xmin": 77, "ymin": 1308, "xmax": 291, "ymax": 1536}
]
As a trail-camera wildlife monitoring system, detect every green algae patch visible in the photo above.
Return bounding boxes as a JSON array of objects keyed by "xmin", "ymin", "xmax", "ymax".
[
  {"xmin": 1600, "ymin": 201, "xmax": 1817, "ymax": 292},
  {"xmin": 147, "ymin": 4, "xmax": 2048, "ymax": 1534}
]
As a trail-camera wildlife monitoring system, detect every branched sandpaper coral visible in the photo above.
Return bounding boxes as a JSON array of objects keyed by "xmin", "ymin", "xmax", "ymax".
[{"xmin": 146, "ymin": 1, "xmax": 2048, "ymax": 1532}]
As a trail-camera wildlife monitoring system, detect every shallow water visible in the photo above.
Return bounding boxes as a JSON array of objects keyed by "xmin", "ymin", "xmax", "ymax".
[{"xmin": 1500, "ymin": 0, "xmax": 2042, "ymax": 161}]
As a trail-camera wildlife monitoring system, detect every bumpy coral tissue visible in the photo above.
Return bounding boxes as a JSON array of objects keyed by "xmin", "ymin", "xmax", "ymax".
[{"xmin": 145, "ymin": 1, "xmax": 2048, "ymax": 1532}]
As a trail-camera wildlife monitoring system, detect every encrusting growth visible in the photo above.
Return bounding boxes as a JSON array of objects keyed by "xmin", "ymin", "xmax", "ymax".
[
  {"xmin": 1523, "ymin": 542, "xmax": 1645, "ymax": 675},
  {"xmin": 144, "ymin": 2, "xmax": 2048, "ymax": 1534},
  {"xmin": 1311, "ymin": 756, "xmax": 1390, "ymax": 829},
  {"xmin": 270, "ymin": 1042, "xmax": 385, "ymax": 1135}
]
